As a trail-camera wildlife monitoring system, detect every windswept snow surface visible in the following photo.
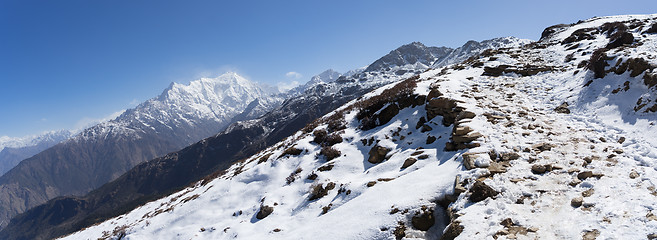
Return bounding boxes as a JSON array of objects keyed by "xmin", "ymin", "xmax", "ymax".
[{"xmin": 64, "ymin": 14, "xmax": 657, "ymax": 240}]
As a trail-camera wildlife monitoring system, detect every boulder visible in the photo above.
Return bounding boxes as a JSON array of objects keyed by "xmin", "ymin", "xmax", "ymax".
[
  {"xmin": 571, "ymin": 197, "xmax": 583, "ymax": 208},
  {"xmin": 367, "ymin": 145, "xmax": 392, "ymax": 164},
  {"xmin": 468, "ymin": 181, "xmax": 498, "ymax": 203},
  {"xmin": 401, "ymin": 158, "xmax": 417, "ymax": 169},
  {"xmin": 411, "ymin": 208, "xmax": 435, "ymax": 231},
  {"xmin": 256, "ymin": 205, "xmax": 274, "ymax": 219},
  {"xmin": 554, "ymin": 102, "xmax": 570, "ymax": 114}
]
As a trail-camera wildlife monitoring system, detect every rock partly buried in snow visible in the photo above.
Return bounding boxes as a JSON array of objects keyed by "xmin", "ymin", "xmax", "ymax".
[
  {"xmin": 411, "ymin": 207, "xmax": 435, "ymax": 231},
  {"xmin": 577, "ymin": 171, "xmax": 594, "ymax": 180},
  {"xmin": 582, "ymin": 229, "xmax": 600, "ymax": 240},
  {"xmin": 452, "ymin": 132, "xmax": 483, "ymax": 145},
  {"xmin": 630, "ymin": 170, "xmax": 640, "ymax": 179},
  {"xmin": 256, "ymin": 205, "xmax": 274, "ymax": 219},
  {"xmin": 531, "ymin": 164, "xmax": 552, "ymax": 174},
  {"xmin": 441, "ymin": 221, "xmax": 464, "ymax": 240},
  {"xmin": 308, "ymin": 182, "xmax": 336, "ymax": 200},
  {"xmin": 554, "ymin": 102, "xmax": 570, "ymax": 114},
  {"xmin": 532, "ymin": 142, "xmax": 553, "ymax": 152},
  {"xmin": 452, "ymin": 126, "xmax": 473, "ymax": 136},
  {"xmin": 468, "ymin": 181, "xmax": 498, "ymax": 203},
  {"xmin": 367, "ymin": 145, "xmax": 391, "ymax": 164},
  {"xmin": 500, "ymin": 152, "xmax": 521, "ymax": 161},
  {"xmin": 571, "ymin": 197, "xmax": 584, "ymax": 208},
  {"xmin": 401, "ymin": 158, "xmax": 417, "ymax": 169},
  {"xmin": 462, "ymin": 152, "xmax": 488, "ymax": 170},
  {"xmin": 456, "ymin": 110, "xmax": 476, "ymax": 122}
]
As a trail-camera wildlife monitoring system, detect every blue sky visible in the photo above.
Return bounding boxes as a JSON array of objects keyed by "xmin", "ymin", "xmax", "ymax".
[{"xmin": 0, "ymin": 0, "xmax": 654, "ymax": 137}]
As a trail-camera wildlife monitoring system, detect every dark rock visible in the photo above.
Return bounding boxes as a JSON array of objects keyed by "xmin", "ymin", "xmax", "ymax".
[
  {"xmin": 648, "ymin": 233, "xmax": 657, "ymax": 240},
  {"xmin": 411, "ymin": 208, "xmax": 435, "ymax": 231},
  {"xmin": 577, "ymin": 171, "xmax": 593, "ymax": 180},
  {"xmin": 320, "ymin": 146, "xmax": 341, "ymax": 161},
  {"xmin": 401, "ymin": 158, "xmax": 417, "ymax": 169},
  {"xmin": 571, "ymin": 197, "xmax": 583, "ymax": 208},
  {"xmin": 452, "ymin": 126, "xmax": 473, "ymax": 136},
  {"xmin": 500, "ymin": 152, "xmax": 520, "ymax": 161},
  {"xmin": 306, "ymin": 173, "xmax": 318, "ymax": 180},
  {"xmin": 456, "ymin": 111, "xmax": 476, "ymax": 121},
  {"xmin": 393, "ymin": 221, "xmax": 406, "ymax": 240},
  {"xmin": 317, "ymin": 164, "xmax": 334, "ymax": 172},
  {"xmin": 256, "ymin": 205, "xmax": 274, "ymax": 219},
  {"xmin": 500, "ymin": 218, "xmax": 514, "ymax": 227},
  {"xmin": 377, "ymin": 104, "xmax": 400, "ymax": 127},
  {"xmin": 440, "ymin": 221, "xmax": 464, "ymax": 240},
  {"xmin": 630, "ymin": 170, "xmax": 640, "ymax": 179},
  {"xmin": 425, "ymin": 97, "xmax": 460, "ymax": 125},
  {"xmin": 367, "ymin": 181, "xmax": 377, "ymax": 187},
  {"xmin": 421, "ymin": 124, "xmax": 433, "ymax": 133},
  {"xmin": 469, "ymin": 181, "xmax": 498, "ymax": 203},
  {"xmin": 618, "ymin": 137, "xmax": 626, "ymax": 144},
  {"xmin": 645, "ymin": 23, "xmax": 657, "ymax": 34},
  {"xmin": 312, "ymin": 130, "xmax": 328, "ymax": 144},
  {"xmin": 588, "ymin": 48, "xmax": 609, "ymax": 79},
  {"xmin": 532, "ymin": 143, "xmax": 553, "ymax": 152},
  {"xmin": 368, "ymin": 145, "xmax": 391, "ymax": 164},
  {"xmin": 606, "ymin": 32, "xmax": 634, "ymax": 49},
  {"xmin": 309, "ymin": 182, "xmax": 335, "ymax": 200},
  {"xmin": 452, "ymin": 132, "xmax": 482, "ymax": 144},
  {"xmin": 415, "ymin": 116, "xmax": 426, "ymax": 129},
  {"xmin": 554, "ymin": 102, "xmax": 570, "ymax": 114},
  {"xmin": 426, "ymin": 136, "xmax": 437, "ymax": 144},
  {"xmin": 282, "ymin": 147, "xmax": 303, "ymax": 157},
  {"xmin": 531, "ymin": 164, "xmax": 550, "ymax": 174}
]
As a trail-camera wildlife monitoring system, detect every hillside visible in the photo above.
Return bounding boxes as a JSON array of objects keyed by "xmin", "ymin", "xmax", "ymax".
[{"xmin": 59, "ymin": 14, "xmax": 657, "ymax": 240}]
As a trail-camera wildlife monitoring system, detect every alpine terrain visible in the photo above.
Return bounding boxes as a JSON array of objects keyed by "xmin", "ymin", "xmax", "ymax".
[
  {"xmin": 0, "ymin": 130, "xmax": 73, "ymax": 176},
  {"xmin": 0, "ymin": 72, "xmax": 282, "ymax": 228},
  {"xmin": 0, "ymin": 37, "xmax": 528, "ymax": 240},
  {"xmin": 52, "ymin": 14, "xmax": 657, "ymax": 240}
]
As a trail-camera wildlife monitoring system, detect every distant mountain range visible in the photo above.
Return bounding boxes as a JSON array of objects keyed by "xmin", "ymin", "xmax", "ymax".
[
  {"xmin": 0, "ymin": 72, "xmax": 282, "ymax": 228},
  {"xmin": 0, "ymin": 130, "xmax": 73, "ymax": 176},
  {"xmin": 0, "ymin": 36, "xmax": 529, "ymax": 239}
]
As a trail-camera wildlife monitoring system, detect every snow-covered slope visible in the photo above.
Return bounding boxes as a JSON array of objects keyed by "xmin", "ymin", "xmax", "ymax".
[
  {"xmin": 63, "ymin": 14, "xmax": 657, "ymax": 240},
  {"xmin": 0, "ymin": 36, "xmax": 529, "ymax": 239},
  {"xmin": 432, "ymin": 37, "xmax": 532, "ymax": 68},
  {"xmin": 0, "ymin": 130, "xmax": 72, "ymax": 175},
  {"xmin": 0, "ymin": 72, "xmax": 282, "ymax": 229}
]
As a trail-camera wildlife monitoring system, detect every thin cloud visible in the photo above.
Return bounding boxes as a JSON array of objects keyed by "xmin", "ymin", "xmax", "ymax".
[
  {"xmin": 129, "ymin": 99, "xmax": 140, "ymax": 107},
  {"xmin": 73, "ymin": 110, "xmax": 126, "ymax": 131},
  {"xmin": 285, "ymin": 71, "xmax": 302, "ymax": 79},
  {"xmin": 277, "ymin": 80, "xmax": 300, "ymax": 92}
]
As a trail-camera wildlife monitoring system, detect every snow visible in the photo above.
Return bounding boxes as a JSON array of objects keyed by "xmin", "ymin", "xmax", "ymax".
[
  {"xmin": 62, "ymin": 14, "xmax": 657, "ymax": 240},
  {"xmin": 63, "ymin": 104, "xmax": 463, "ymax": 240},
  {"xmin": 0, "ymin": 130, "xmax": 73, "ymax": 152}
]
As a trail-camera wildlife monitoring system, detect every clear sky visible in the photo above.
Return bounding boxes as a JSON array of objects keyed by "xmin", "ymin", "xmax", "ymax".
[{"xmin": 0, "ymin": 0, "xmax": 654, "ymax": 137}]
